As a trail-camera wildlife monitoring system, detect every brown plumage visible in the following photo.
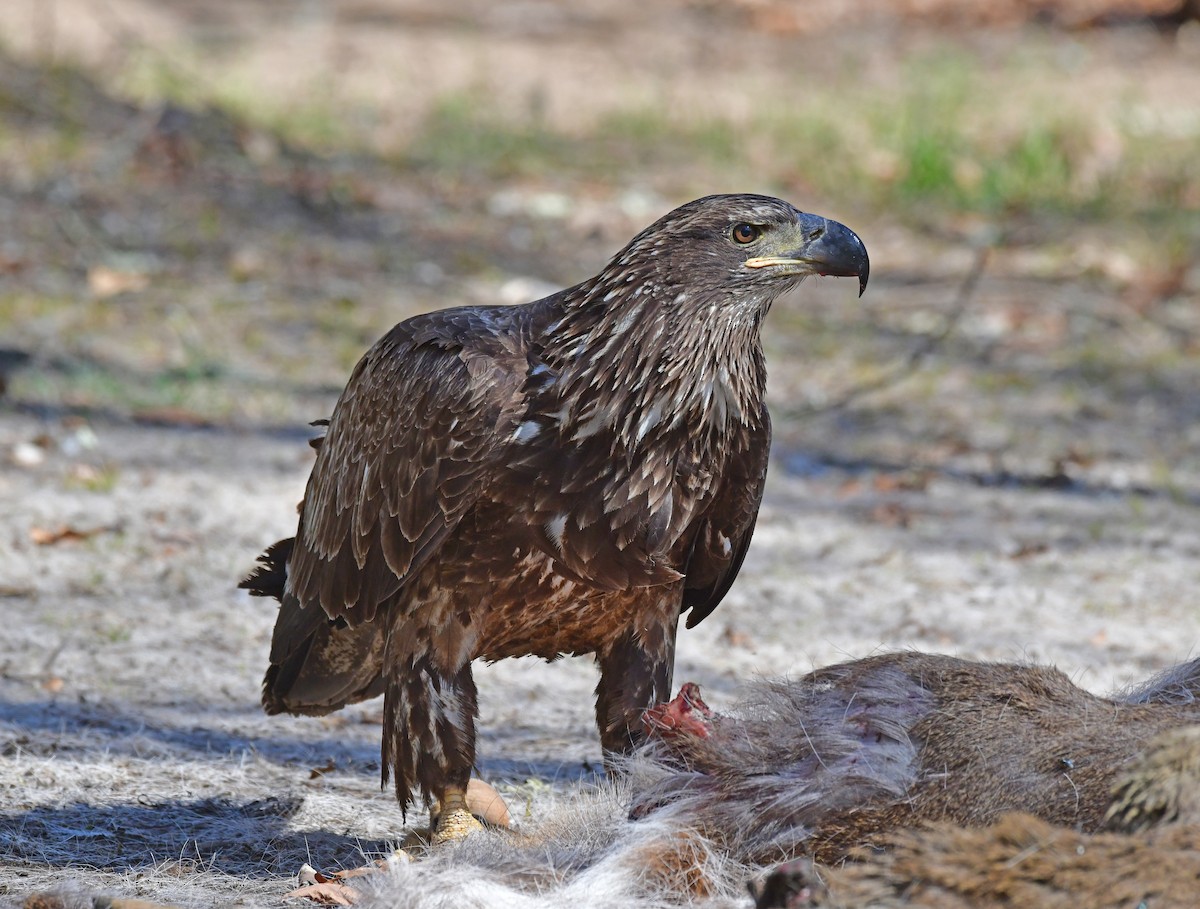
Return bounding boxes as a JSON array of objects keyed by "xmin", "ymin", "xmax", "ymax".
[{"xmin": 241, "ymin": 194, "xmax": 869, "ymax": 826}]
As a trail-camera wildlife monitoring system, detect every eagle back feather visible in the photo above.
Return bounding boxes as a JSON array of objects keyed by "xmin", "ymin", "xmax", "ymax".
[{"xmin": 284, "ymin": 305, "xmax": 535, "ymax": 623}]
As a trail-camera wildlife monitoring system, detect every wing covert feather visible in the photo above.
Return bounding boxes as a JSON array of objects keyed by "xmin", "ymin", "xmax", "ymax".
[
  {"xmin": 681, "ymin": 413, "xmax": 770, "ymax": 629},
  {"xmin": 285, "ymin": 310, "xmax": 526, "ymax": 624}
]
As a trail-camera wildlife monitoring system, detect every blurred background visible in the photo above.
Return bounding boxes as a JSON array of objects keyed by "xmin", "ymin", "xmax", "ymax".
[
  {"xmin": 0, "ymin": 0, "xmax": 1197, "ymax": 469},
  {"xmin": 2, "ymin": 2, "xmax": 1200, "ymax": 901}
]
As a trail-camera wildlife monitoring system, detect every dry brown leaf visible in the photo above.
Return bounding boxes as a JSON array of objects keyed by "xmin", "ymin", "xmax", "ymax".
[
  {"xmin": 287, "ymin": 856, "xmax": 397, "ymax": 906},
  {"xmin": 310, "ymin": 759, "xmax": 337, "ymax": 779},
  {"xmin": 22, "ymin": 892, "xmax": 68, "ymax": 909},
  {"xmin": 330, "ymin": 857, "xmax": 395, "ymax": 880},
  {"xmin": 29, "ymin": 525, "xmax": 106, "ymax": 545},
  {"xmin": 285, "ymin": 881, "xmax": 359, "ymax": 905}
]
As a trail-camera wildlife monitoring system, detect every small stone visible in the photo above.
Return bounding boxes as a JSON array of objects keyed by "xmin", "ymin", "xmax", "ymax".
[{"xmin": 11, "ymin": 441, "xmax": 44, "ymax": 467}]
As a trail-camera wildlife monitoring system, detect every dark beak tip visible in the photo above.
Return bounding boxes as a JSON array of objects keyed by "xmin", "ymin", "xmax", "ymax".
[
  {"xmin": 826, "ymin": 217, "xmax": 869, "ymax": 298},
  {"xmin": 796, "ymin": 213, "xmax": 869, "ymax": 298},
  {"xmin": 851, "ymin": 231, "xmax": 870, "ymax": 298}
]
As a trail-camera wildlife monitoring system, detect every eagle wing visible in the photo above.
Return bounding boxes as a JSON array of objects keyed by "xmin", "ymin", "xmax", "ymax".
[
  {"xmin": 681, "ymin": 412, "xmax": 770, "ymax": 629},
  {"xmin": 284, "ymin": 307, "xmax": 528, "ymax": 625}
]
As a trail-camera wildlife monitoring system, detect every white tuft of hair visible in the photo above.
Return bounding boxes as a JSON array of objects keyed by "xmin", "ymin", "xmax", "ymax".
[{"xmin": 354, "ymin": 782, "xmax": 761, "ymax": 909}]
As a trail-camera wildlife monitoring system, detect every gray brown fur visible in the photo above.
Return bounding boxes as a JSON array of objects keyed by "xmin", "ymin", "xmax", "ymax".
[
  {"xmin": 753, "ymin": 727, "xmax": 1200, "ymax": 908},
  {"xmin": 346, "ymin": 653, "xmax": 1200, "ymax": 908},
  {"xmin": 633, "ymin": 651, "xmax": 1200, "ymax": 865},
  {"xmin": 241, "ymin": 194, "xmax": 869, "ymax": 813}
]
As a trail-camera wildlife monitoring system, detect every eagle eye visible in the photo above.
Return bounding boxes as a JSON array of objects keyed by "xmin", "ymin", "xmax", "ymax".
[{"xmin": 731, "ymin": 223, "xmax": 761, "ymax": 245}]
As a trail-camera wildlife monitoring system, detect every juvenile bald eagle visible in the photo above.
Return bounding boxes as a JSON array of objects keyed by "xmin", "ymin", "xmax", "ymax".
[{"xmin": 242, "ymin": 194, "xmax": 869, "ymax": 839}]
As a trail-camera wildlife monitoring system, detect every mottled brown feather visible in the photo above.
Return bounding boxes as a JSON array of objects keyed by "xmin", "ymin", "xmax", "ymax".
[
  {"xmin": 286, "ymin": 308, "xmax": 533, "ymax": 624},
  {"xmin": 241, "ymin": 194, "xmax": 869, "ymax": 813}
]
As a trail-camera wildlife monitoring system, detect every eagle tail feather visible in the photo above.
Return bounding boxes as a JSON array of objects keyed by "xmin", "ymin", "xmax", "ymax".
[
  {"xmin": 239, "ymin": 537, "xmax": 294, "ymax": 600},
  {"xmin": 261, "ymin": 606, "xmax": 387, "ymax": 716},
  {"xmin": 243, "ymin": 537, "xmax": 387, "ymax": 716}
]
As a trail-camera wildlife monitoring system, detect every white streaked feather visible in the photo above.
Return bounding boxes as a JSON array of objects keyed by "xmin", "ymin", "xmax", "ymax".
[
  {"xmin": 512, "ymin": 420, "xmax": 542, "ymax": 444},
  {"xmin": 544, "ymin": 513, "xmax": 568, "ymax": 552}
]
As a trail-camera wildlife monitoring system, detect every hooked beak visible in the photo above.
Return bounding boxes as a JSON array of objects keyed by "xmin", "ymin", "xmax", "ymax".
[{"xmin": 745, "ymin": 213, "xmax": 870, "ymax": 297}]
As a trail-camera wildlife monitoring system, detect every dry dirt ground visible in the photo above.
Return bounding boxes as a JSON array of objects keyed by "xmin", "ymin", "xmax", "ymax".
[{"xmin": 1, "ymin": 1, "xmax": 1199, "ymax": 907}]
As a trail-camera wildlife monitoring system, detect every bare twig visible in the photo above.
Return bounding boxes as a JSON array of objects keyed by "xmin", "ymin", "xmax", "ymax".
[{"xmin": 791, "ymin": 243, "xmax": 992, "ymax": 417}]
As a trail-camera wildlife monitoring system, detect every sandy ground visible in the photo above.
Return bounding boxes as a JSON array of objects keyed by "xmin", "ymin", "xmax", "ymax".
[
  {"xmin": 1, "ymin": 0, "xmax": 1199, "ymax": 906},
  {"xmin": 2, "ymin": 394, "xmax": 1199, "ymax": 906}
]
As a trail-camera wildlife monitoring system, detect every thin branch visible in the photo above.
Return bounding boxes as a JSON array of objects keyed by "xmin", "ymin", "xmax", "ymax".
[{"xmin": 792, "ymin": 243, "xmax": 991, "ymax": 417}]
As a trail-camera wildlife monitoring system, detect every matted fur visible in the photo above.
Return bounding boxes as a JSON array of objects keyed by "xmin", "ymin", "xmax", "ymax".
[
  {"xmin": 356, "ymin": 652, "xmax": 1200, "ymax": 908},
  {"xmin": 632, "ymin": 652, "xmax": 1200, "ymax": 864},
  {"xmin": 356, "ymin": 786, "xmax": 759, "ymax": 908},
  {"xmin": 756, "ymin": 727, "xmax": 1200, "ymax": 908}
]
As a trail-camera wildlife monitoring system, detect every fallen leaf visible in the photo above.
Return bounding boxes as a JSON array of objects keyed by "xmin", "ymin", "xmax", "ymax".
[
  {"xmin": 285, "ymin": 882, "xmax": 358, "ymax": 905},
  {"xmin": 310, "ymin": 759, "xmax": 337, "ymax": 779},
  {"xmin": 287, "ymin": 855, "xmax": 402, "ymax": 905},
  {"xmin": 29, "ymin": 525, "xmax": 107, "ymax": 545},
  {"xmin": 332, "ymin": 856, "xmax": 403, "ymax": 878},
  {"xmin": 41, "ymin": 676, "xmax": 64, "ymax": 694},
  {"xmin": 22, "ymin": 891, "xmax": 68, "ymax": 909}
]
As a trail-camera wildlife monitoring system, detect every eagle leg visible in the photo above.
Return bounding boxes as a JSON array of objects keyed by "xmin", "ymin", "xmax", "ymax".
[
  {"xmin": 431, "ymin": 785, "xmax": 484, "ymax": 844},
  {"xmin": 594, "ymin": 612, "xmax": 679, "ymax": 758},
  {"xmin": 382, "ymin": 653, "xmax": 479, "ymax": 829}
]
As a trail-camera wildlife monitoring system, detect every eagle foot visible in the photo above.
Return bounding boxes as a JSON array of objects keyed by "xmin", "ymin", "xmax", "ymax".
[{"xmin": 431, "ymin": 787, "xmax": 485, "ymax": 845}]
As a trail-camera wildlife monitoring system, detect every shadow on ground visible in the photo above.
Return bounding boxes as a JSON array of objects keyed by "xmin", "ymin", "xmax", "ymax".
[{"xmin": 0, "ymin": 795, "xmax": 370, "ymax": 877}]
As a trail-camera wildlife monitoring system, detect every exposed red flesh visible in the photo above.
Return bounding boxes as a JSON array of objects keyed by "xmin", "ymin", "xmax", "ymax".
[{"xmin": 642, "ymin": 682, "xmax": 715, "ymax": 740}]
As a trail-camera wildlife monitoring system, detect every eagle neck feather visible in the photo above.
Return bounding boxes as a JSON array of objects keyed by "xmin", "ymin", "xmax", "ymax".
[{"xmin": 545, "ymin": 275, "xmax": 769, "ymax": 447}]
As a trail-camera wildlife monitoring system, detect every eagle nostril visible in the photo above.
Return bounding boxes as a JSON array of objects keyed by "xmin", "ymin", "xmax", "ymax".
[{"xmin": 807, "ymin": 226, "xmax": 825, "ymax": 242}]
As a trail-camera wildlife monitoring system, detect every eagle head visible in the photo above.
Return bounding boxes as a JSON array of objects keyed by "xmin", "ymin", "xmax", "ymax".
[
  {"xmin": 544, "ymin": 195, "xmax": 869, "ymax": 433},
  {"xmin": 602, "ymin": 194, "xmax": 870, "ymax": 312}
]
